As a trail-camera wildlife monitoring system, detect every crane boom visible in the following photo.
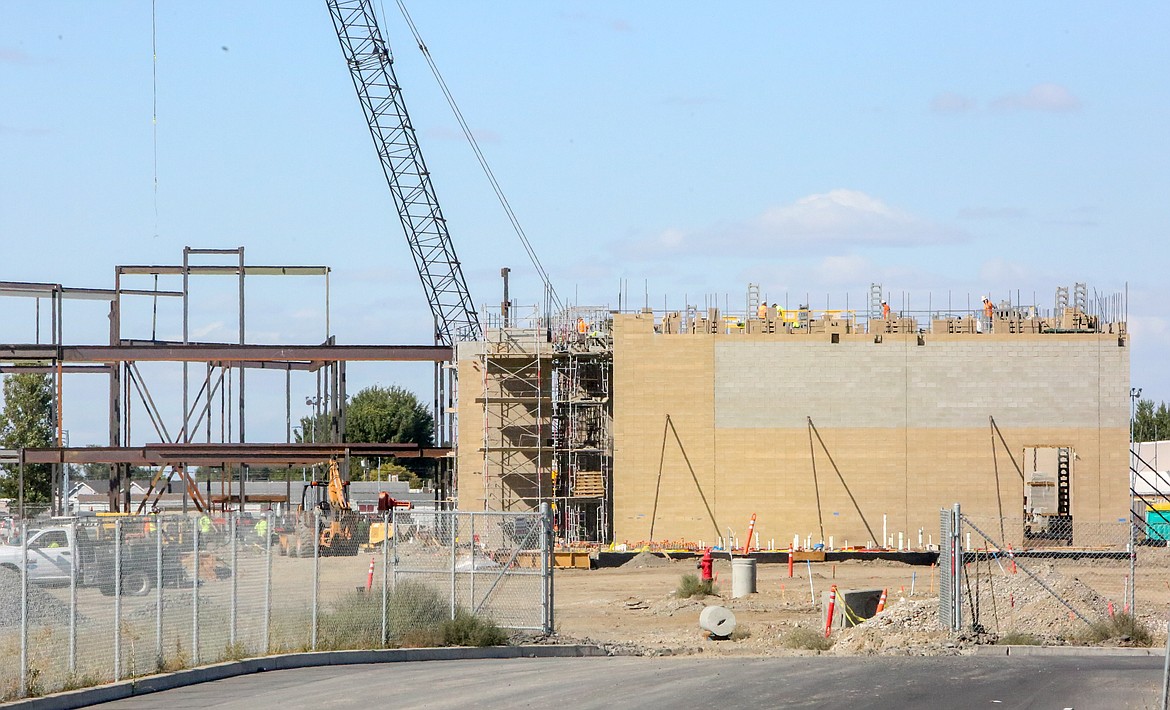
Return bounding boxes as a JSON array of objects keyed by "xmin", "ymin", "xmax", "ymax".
[{"xmin": 326, "ymin": 0, "xmax": 481, "ymax": 346}]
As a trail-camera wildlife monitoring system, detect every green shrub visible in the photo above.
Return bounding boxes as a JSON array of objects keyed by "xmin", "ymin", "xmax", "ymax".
[
  {"xmin": 441, "ymin": 609, "xmax": 508, "ymax": 647},
  {"xmin": 1078, "ymin": 612, "xmax": 1153, "ymax": 647},
  {"xmin": 315, "ymin": 582, "xmax": 506, "ymax": 650},
  {"xmin": 783, "ymin": 626, "xmax": 834, "ymax": 651},
  {"xmin": 677, "ymin": 573, "xmax": 717, "ymax": 599}
]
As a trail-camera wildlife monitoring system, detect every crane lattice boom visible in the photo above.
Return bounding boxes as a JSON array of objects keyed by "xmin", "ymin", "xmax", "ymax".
[{"xmin": 326, "ymin": 0, "xmax": 481, "ymax": 345}]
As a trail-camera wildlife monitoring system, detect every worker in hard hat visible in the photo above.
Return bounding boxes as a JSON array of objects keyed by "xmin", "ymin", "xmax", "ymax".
[
  {"xmin": 881, "ymin": 300, "xmax": 891, "ymax": 319},
  {"xmin": 982, "ymin": 297, "xmax": 994, "ymax": 331},
  {"xmin": 756, "ymin": 302, "xmax": 768, "ymax": 320}
]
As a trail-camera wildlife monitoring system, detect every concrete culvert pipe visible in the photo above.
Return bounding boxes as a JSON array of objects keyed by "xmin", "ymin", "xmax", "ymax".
[
  {"xmin": 699, "ymin": 605, "xmax": 736, "ymax": 638},
  {"xmin": 731, "ymin": 557, "xmax": 757, "ymax": 597}
]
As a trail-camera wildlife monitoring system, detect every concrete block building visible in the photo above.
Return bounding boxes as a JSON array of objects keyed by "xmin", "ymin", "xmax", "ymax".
[{"xmin": 457, "ymin": 291, "xmax": 1130, "ymax": 549}]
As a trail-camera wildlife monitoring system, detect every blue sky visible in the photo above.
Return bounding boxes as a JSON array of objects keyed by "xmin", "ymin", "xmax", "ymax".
[{"xmin": 2, "ymin": 2, "xmax": 1168, "ymax": 445}]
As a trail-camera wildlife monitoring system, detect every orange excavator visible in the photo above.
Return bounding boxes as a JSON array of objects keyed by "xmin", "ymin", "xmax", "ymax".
[{"xmin": 280, "ymin": 460, "xmax": 361, "ymax": 557}]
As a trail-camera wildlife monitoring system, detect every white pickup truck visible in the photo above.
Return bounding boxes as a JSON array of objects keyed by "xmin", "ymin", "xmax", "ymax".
[{"xmin": 0, "ymin": 524, "xmax": 185, "ymax": 596}]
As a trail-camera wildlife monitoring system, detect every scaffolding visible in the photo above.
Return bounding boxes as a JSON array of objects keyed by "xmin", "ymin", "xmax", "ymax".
[
  {"xmin": 473, "ymin": 304, "xmax": 613, "ymax": 543},
  {"xmin": 551, "ymin": 307, "xmax": 613, "ymax": 544},
  {"xmin": 479, "ymin": 306, "xmax": 553, "ymax": 513}
]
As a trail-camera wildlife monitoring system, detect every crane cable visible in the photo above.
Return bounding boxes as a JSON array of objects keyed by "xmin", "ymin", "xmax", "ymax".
[{"xmin": 394, "ymin": 1, "xmax": 562, "ymax": 311}]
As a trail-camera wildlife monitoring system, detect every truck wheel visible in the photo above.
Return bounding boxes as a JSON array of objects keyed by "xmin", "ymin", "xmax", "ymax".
[{"xmin": 122, "ymin": 570, "xmax": 153, "ymax": 597}]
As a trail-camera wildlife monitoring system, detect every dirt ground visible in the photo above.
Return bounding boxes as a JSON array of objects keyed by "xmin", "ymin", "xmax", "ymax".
[{"xmin": 549, "ymin": 554, "xmax": 1170, "ymax": 657}]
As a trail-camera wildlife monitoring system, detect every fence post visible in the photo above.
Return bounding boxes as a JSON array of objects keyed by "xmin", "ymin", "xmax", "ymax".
[
  {"xmin": 311, "ymin": 509, "xmax": 319, "ymax": 651},
  {"xmin": 193, "ymin": 516, "xmax": 201, "ymax": 666},
  {"xmin": 381, "ymin": 510, "xmax": 389, "ymax": 647},
  {"xmin": 114, "ymin": 518, "xmax": 123, "ymax": 681},
  {"xmin": 19, "ymin": 520, "xmax": 28, "ymax": 698},
  {"xmin": 70, "ymin": 517, "xmax": 78, "ymax": 674},
  {"xmin": 263, "ymin": 510, "xmax": 272, "ymax": 654},
  {"xmin": 1160, "ymin": 620, "xmax": 1170, "ymax": 710},
  {"xmin": 155, "ymin": 516, "xmax": 163, "ymax": 667},
  {"xmin": 469, "ymin": 513, "xmax": 476, "ymax": 614},
  {"xmin": 449, "ymin": 510, "xmax": 457, "ymax": 620},
  {"xmin": 391, "ymin": 507, "xmax": 398, "ymax": 591},
  {"xmin": 541, "ymin": 503, "xmax": 553, "ymax": 634},
  {"xmin": 1129, "ymin": 517, "xmax": 1137, "ymax": 615},
  {"xmin": 230, "ymin": 512, "xmax": 238, "ymax": 647},
  {"xmin": 951, "ymin": 503, "xmax": 962, "ymax": 632}
]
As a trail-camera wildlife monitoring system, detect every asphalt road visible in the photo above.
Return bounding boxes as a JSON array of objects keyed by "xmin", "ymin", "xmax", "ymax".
[{"xmin": 93, "ymin": 655, "xmax": 1163, "ymax": 710}]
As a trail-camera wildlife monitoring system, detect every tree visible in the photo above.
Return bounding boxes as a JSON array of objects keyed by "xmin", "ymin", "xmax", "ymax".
[
  {"xmin": 297, "ymin": 385, "xmax": 435, "ymax": 478},
  {"xmin": 347, "ymin": 385, "xmax": 433, "ymax": 448},
  {"xmin": 0, "ymin": 372, "xmax": 55, "ymax": 504},
  {"xmin": 1133, "ymin": 398, "xmax": 1170, "ymax": 442}
]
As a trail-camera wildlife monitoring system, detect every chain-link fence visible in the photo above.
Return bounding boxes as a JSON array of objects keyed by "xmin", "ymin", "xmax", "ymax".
[
  {"xmin": 937, "ymin": 504, "xmax": 1168, "ymax": 643},
  {"xmin": 0, "ymin": 507, "xmax": 552, "ymax": 701}
]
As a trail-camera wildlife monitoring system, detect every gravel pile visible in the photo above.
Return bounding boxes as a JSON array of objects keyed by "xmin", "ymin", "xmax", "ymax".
[
  {"xmin": 0, "ymin": 567, "xmax": 76, "ymax": 627},
  {"xmin": 621, "ymin": 552, "xmax": 673, "ymax": 569},
  {"xmin": 126, "ymin": 592, "xmax": 199, "ymax": 621}
]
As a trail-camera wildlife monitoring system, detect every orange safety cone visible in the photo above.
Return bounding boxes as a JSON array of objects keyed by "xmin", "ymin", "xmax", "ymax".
[
  {"xmin": 1007, "ymin": 543, "xmax": 1017, "ymax": 574},
  {"xmin": 876, "ymin": 588, "xmax": 888, "ymax": 613},
  {"xmin": 824, "ymin": 584, "xmax": 838, "ymax": 638},
  {"xmin": 788, "ymin": 544, "xmax": 794, "ymax": 578},
  {"xmin": 365, "ymin": 556, "xmax": 376, "ymax": 592},
  {"xmin": 744, "ymin": 513, "xmax": 757, "ymax": 553},
  {"xmin": 1107, "ymin": 601, "xmax": 1115, "ymax": 617}
]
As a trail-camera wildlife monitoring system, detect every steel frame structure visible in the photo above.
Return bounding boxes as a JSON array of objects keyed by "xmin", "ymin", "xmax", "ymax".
[{"xmin": 0, "ymin": 247, "xmax": 451, "ymax": 516}]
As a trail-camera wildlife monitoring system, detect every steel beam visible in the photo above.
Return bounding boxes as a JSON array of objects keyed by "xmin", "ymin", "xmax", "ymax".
[
  {"xmin": 0, "ymin": 343, "xmax": 452, "ymax": 363},
  {"xmin": 21, "ymin": 443, "xmax": 451, "ymax": 466}
]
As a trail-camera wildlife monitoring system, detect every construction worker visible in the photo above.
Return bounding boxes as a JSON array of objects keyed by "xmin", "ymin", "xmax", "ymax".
[
  {"xmin": 198, "ymin": 513, "xmax": 212, "ymax": 537},
  {"xmin": 255, "ymin": 515, "xmax": 269, "ymax": 544},
  {"xmin": 576, "ymin": 317, "xmax": 587, "ymax": 343},
  {"xmin": 881, "ymin": 300, "xmax": 891, "ymax": 319},
  {"xmin": 982, "ymin": 297, "xmax": 994, "ymax": 331},
  {"xmin": 772, "ymin": 303, "xmax": 783, "ymax": 323},
  {"xmin": 756, "ymin": 302, "xmax": 768, "ymax": 320}
]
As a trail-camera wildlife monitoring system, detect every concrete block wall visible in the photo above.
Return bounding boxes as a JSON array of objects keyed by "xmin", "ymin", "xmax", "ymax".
[{"xmin": 611, "ymin": 313, "xmax": 1130, "ymax": 547}]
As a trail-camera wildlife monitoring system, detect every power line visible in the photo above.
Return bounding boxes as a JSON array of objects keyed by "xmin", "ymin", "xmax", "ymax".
[{"xmin": 395, "ymin": 1, "xmax": 561, "ymax": 311}]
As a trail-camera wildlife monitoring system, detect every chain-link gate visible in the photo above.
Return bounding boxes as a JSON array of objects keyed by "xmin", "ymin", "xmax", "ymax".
[{"xmin": 939, "ymin": 505, "xmax": 1145, "ymax": 641}]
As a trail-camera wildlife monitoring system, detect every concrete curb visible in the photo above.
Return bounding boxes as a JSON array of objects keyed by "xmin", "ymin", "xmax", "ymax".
[
  {"xmin": 2, "ymin": 645, "xmax": 609, "ymax": 710},
  {"xmin": 972, "ymin": 645, "xmax": 1164, "ymax": 657}
]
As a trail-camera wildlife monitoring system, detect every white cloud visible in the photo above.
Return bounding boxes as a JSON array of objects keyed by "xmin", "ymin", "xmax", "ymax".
[
  {"xmin": 991, "ymin": 83, "xmax": 1081, "ymax": 112},
  {"xmin": 931, "ymin": 92, "xmax": 976, "ymax": 113},
  {"xmin": 1128, "ymin": 315, "xmax": 1170, "ymax": 346},
  {"xmin": 978, "ymin": 258, "xmax": 1033, "ymax": 285},
  {"xmin": 957, "ymin": 206, "xmax": 1028, "ymax": 220},
  {"xmin": 632, "ymin": 189, "xmax": 964, "ymax": 258}
]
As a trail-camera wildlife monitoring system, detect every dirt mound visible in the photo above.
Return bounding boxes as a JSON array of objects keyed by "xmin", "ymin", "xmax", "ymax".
[
  {"xmin": 621, "ymin": 552, "xmax": 673, "ymax": 569},
  {"xmin": 0, "ymin": 567, "xmax": 75, "ymax": 627}
]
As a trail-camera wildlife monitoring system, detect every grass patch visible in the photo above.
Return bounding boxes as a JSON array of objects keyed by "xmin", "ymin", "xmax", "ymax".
[
  {"xmin": 996, "ymin": 631, "xmax": 1043, "ymax": 646},
  {"xmin": 158, "ymin": 637, "xmax": 190, "ymax": 672},
  {"xmin": 59, "ymin": 673, "xmax": 103, "ymax": 693},
  {"xmin": 220, "ymin": 642, "xmax": 249, "ymax": 662},
  {"xmin": 676, "ymin": 574, "xmax": 718, "ymax": 599},
  {"xmin": 1077, "ymin": 612, "xmax": 1153, "ymax": 647},
  {"xmin": 783, "ymin": 626, "xmax": 833, "ymax": 651}
]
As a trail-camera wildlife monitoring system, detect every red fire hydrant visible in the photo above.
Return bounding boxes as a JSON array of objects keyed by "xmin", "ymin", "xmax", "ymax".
[{"xmin": 699, "ymin": 548, "xmax": 714, "ymax": 583}]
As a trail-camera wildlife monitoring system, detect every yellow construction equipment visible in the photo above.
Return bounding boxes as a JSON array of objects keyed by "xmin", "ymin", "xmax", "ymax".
[{"xmin": 279, "ymin": 460, "xmax": 360, "ymax": 557}]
